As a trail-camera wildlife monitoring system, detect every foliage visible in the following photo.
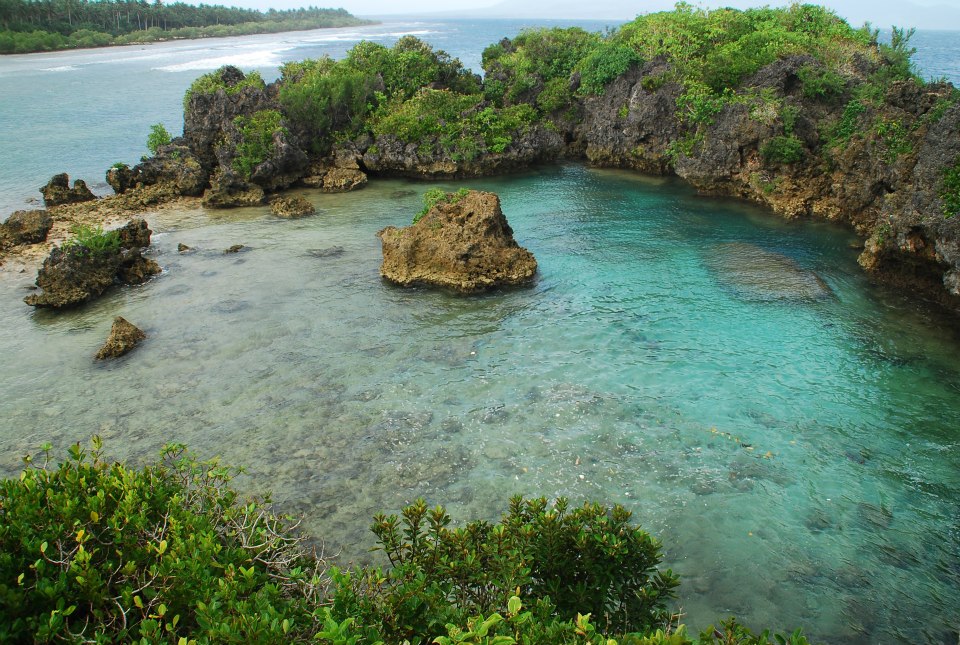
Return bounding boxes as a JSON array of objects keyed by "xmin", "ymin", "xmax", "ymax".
[
  {"xmin": 233, "ymin": 109, "xmax": 285, "ymax": 179},
  {"xmin": 796, "ymin": 64, "xmax": 845, "ymax": 102},
  {"xmin": 875, "ymin": 26, "xmax": 918, "ymax": 83},
  {"xmin": 279, "ymin": 56, "xmax": 374, "ymax": 153},
  {"xmin": 482, "ymin": 27, "xmax": 602, "ymax": 109},
  {"xmin": 826, "ymin": 99, "xmax": 867, "ymax": 146},
  {"xmin": 414, "ymin": 188, "xmax": 470, "ymax": 224},
  {"xmin": 0, "ymin": 2, "xmax": 369, "ymax": 54},
  {"xmin": 940, "ymin": 157, "xmax": 960, "ymax": 219},
  {"xmin": 760, "ymin": 136, "xmax": 804, "ymax": 164},
  {"xmin": 576, "ymin": 41, "xmax": 644, "ymax": 96},
  {"xmin": 872, "ymin": 118, "xmax": 912, "ymax": 162},
  {"xmin": 365, "ymin": 496, "xmax": 680, "ymax": 637},
  {"xmin": 372, "ymin": 89, "xmax": 535, "ymax": 162},
  {"xmin": 183, "ymin": 67, "xmax": 265, "ymax": 110},
  {"xmin": 697, "ymin": 618, "xmax": 809, "ymax": 645},
  {"xmin": 146, "ymin": 122, "xmax": 171, "ymax": 156},
  {"xmin": 60, "ymin": 224, "xmax": 120, "ymax": 256},
  {"xmin": 0, "ymin": 438, "xmax": 325, "ymax": 642}
]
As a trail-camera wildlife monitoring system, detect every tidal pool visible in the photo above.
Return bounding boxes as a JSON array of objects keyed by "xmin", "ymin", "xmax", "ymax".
[{"xmin": 1, "ymin": 165, "xmax": 958, "ymax": 643}]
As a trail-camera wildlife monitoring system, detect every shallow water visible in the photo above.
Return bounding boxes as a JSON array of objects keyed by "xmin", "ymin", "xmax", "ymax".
[{"xmin": 1, "ymin": 165, "xmax": 958, "ymax": 643}]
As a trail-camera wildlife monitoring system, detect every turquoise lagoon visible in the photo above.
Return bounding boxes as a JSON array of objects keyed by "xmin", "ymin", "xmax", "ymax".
[{"xmin": 0, "ymin": 165, "xmax": 957, "ymax": 643}]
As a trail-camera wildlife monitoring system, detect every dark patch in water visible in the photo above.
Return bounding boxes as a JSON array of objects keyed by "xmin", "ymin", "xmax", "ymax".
[{"xmin": 306, "ymin": 246, "xmax": 345, "ymax": 259}]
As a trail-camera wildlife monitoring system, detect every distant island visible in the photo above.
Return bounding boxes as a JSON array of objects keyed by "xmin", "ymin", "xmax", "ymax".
[{"xmin": 0, "ymin": 2, "xmax": 373, "ymax": 54}]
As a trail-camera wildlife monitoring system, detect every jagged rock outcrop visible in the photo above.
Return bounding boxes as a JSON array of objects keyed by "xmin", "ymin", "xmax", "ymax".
[
  {"xmin": 106, "ymin": 163, "xmax": 136, "ymax": 194},
  {"xmin": 303, "ymin": 146, "xmax": 368, "ymax": 192},
  {"xmin": 24, "ymin": 218, "xmax": 161, "ymax": 309},
  {"xmin": 1, "ymin": 210, "xmax": 53, "ymax": 246},
  {"xmin": 270, "ymin": 194, "xmax": 316, "ymax": 218},
  {"xmin": 202, "ymin": 170, "xmax": 265, "ymax": 208},
  {"xmin": 364, "ymin": 125, "xmax": 565, "ymax": 179},
  {"xmin": 40, "ymin": 173, "xmax": 96, "ymax": 207},
  {"xmin": 95, "ymin": 316, "xmax": 146, "ymax": 359},
  {"xmin": 378, "ymin": 190, "xmax": 537, "ymax": 292}
]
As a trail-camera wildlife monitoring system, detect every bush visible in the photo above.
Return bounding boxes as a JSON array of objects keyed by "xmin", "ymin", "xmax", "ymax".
[
  {"xmin": 0, "ymin": 441, "xmax": 814, "ymax": 644},
  {"xmin": 761, "ymin": 135, "xmax": 804, "ymax": 164},
  {"xmin": 576, "ymin": 41, "xmax": 643, "ymax": 96},
  {"xmin": 183, "ymin": 67, "xmax": 265, "ymax": 109},
  {"xmin": 60, "ymin": 224, "xmax": 120, "ymax": 256},
  {"xmin": 940, "ymin": 157, "xmax": 960, "ymax": 219},
  {"xmin": 233, "ymin": 109, "xmax": 286, "ymax": 178},
  {"xmin": 0, "ymin": 438, "xmax": 324, "ymax": 642},
  {"xmin": 797, "ymin": 64, "xmax": 846, "ymax": 101},
  {"xmin": 146, "ymin": 122, "xmax": 171, "ymax": 156},
  {"xmin": 414, "ymin": 187, "xmax": 470, "ymax": 223}
]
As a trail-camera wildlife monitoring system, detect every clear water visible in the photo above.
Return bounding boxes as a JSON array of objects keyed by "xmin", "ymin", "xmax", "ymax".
[{"xmin": 1, "ymin": 166, "xmax": 958, "ymax": 643}]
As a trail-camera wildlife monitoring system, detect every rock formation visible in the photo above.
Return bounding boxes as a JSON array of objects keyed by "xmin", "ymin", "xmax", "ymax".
[
  {"xmin": 270, "ymin": 194, "xmax": 316, "ymax": 218},
  {"xmin": 40, "ymin": 173, "xmax": 96, "ymax": 207},
  {"xmin": 95, "ymin": 316, "xmax": 146, "ymax": 359},
  {"xmin": 202, "ymin": 170, "xmax": 265, "ymax": 208},
  {"xmin": 1, "ymin": 210, "xmax": 53, "ymax": 246},
  {"xmin": 378, "ymin": 190, "xmax": 537, "ymax": 293},
  {"xmin": 24, "ymin": 219, "xmax": 161, "ymax": 309},
  {"xmin": 303, "ymin": 148, "xmax": 368, "ymax": 192}
]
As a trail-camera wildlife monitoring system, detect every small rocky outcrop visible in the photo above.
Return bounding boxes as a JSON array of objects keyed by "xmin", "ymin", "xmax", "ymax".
[
  {"xmin": 270, "ymin": 195, "xmax": 316, "ymax": 218},
  {"xmin": 24, "ymin": 218, "xmax": 161, "ymax": 309},
  {"xmin": 40, "ymin": 173, "xmax": 96, "ymax": 207},
  {"xmin": 378, "ymin": 190, "xmax": 537, "ymax": 293},
  {"xmin": 1, "ymin": 210, "xmax": 53, "ymax": 246},
  {"xmin": 106, "ymin": 163, "xmax": 136, "ymax": 194},
  {"xmin": 95, "ymin": 316, "xmax": 146, "ymax": 359},
  {"xmin": 202, "ymin": 170, "xmax": 265, "ymax": 208},
  {"xmin": 302, "ymin": 147, "xmax": 368, "ymax": 192}
]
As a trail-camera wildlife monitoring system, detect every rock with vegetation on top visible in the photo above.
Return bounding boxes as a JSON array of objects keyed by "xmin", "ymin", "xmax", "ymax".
[
  {"xmin": 377, "ymin": 189, "xmax": 537, "ymax": 293},
  {"xmin": 24, "ymin": 218, "xmax": 161, "ymax": 309},
  {"xmin": 95, "ymin": 316, "xmax": 146, "ymax": 360},
  {"xmin": 270, "ymin": 195, "xmax": 316, "ymax": 218},
  {"xmin": 40, "ymin": 173, "xmax": 96, "ymax": 207},
  {"xmin": 1, "ymin": 210, "xmax": 53, "ymax": 246}
]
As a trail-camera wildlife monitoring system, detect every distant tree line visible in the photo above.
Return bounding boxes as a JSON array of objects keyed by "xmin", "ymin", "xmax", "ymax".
[{"xmin": 0, "ymin": 1, "xmax": 370, "ymax": 53}]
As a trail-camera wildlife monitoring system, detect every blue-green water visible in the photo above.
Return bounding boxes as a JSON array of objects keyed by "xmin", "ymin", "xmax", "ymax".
[{"xmin": 0, "ymin": 165, "xmax": 957, "ymax": 643}]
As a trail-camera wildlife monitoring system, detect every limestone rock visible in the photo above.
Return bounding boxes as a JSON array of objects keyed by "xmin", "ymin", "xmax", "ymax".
[
  {"xmin": 40, "ymin": 173, "xmax": 96, "ymax": 207},
  {"xmin": 202, "ymin": 170, "xmax": 265, "ymax": 208},
  {"xmin": 24, "ymin": 218, "xmax": 159, "ymax": 309},
  {"xmin": 106, "ymin": 163, "xmax": 135, "ymax": 194},
  {"xmin": 1, "ymin": 210, "xmax": 53, "ymax": 246},
  {"xmin": 378, "ymin": 190, "xmax": 537, "ymax": 293},
  {"xmin": 270, "ymin": 195, "xmax": 316, "ymax": 218},
  {"xmin": 95, "ymin": 316, "xmax": 146, "ymax": 360}
]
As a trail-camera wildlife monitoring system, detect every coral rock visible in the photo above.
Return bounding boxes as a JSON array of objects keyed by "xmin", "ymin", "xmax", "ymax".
[
  {"xmin": 1, "ymin": 210, "xmax": 53, "ymax": 246},
  {"xmin": 95, "ymin": 316, "xmax": 146, "ymax": 360},
  {"xmin": 40, "ymin": 173, "xmax": 97, "ymax": 207},
  {"xmin": 270, "ymin": 195, "xmax": 316, "ymax": 218},
  {"xmin": 378, "ymin": 190, "xmax": 537, "ymax": 293}
]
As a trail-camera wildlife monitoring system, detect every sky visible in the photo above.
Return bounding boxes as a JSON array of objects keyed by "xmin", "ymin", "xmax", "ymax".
[{"xmin": 229, "ymin": 0, "xmax": 960, "ymax": 29}]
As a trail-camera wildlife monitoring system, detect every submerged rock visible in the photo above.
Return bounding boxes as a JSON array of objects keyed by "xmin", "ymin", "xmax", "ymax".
[
  {"xmin": 270, "ymin": 195, "xmax": 316, "ymax": 218},
  {"xmin": 1, "ymin": 210, "xmax": 53, "ymax": 246},
  {"xmin": 377, "ymin": 190, "xmax": 537, "ymax": 293},
  {"xmin": 95, "ymin": 316, "xmax": 146, "ymax": 360},
  {"xmin": 706, "ymin": 242, "xmax": 831, "ymax": 301},
  {"xmin": 40, "ymin": 173, "xmax": 96, "ymax": 207},
  {"xmin": 24, "ymin": 218, "xmax": 160, "ymax": 309}
]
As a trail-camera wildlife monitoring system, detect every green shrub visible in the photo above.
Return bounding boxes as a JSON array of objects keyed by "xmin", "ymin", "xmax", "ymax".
[
  {"xmin": 577, "ymin": 41, "xmax": 643, "ymax": 96},
  {"xmin": 827, "ymin": 99, "xmax": 867, "ymax": 146},
  {"xmin": 940, "ymin": 157, "xmax": 960, "ymax": 219},
  {"xmin": 797, "ymin": 64, "xmax": 845, "ymax": 101},
  {"xmin": 873, "ymin": 118, "xmax": 912, "ymax": 162},
  {"xmin": 233, "ymin": 109, "xmax": 286, "ymax": 179},
  {"xmin": 414, "ymin": 187, "xmax": 470, "ymax": 223},
  {"xmin": 146, "ymin": 122, "xmax": 171, "ymax": 156},
  {"xmin": 367, "ymin": 496, "xmax": 680, "ymax": 636},
  {"xmin": 183, "ymin": 67, "xmax": 265, "ymax": 109},
  {"xmin": 0, "ymin": 438, "xmax": 324, "ymax": 642},
  {"xmin": 761, "ymin": 135, "xmax": 804, "ymax": 164},
  {"xmin": 60, "ymin": 224, "xmax": 121, "ymax": 256}
]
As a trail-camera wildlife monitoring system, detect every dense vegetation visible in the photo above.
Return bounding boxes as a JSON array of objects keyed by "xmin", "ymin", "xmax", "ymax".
[
  {"xmin": 0, "ymin": 1, "xmax": 370, "ymax": 54},
  {"xmin": 0, "ymin": 439, "xmax": 812, "ymax": 643}
]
